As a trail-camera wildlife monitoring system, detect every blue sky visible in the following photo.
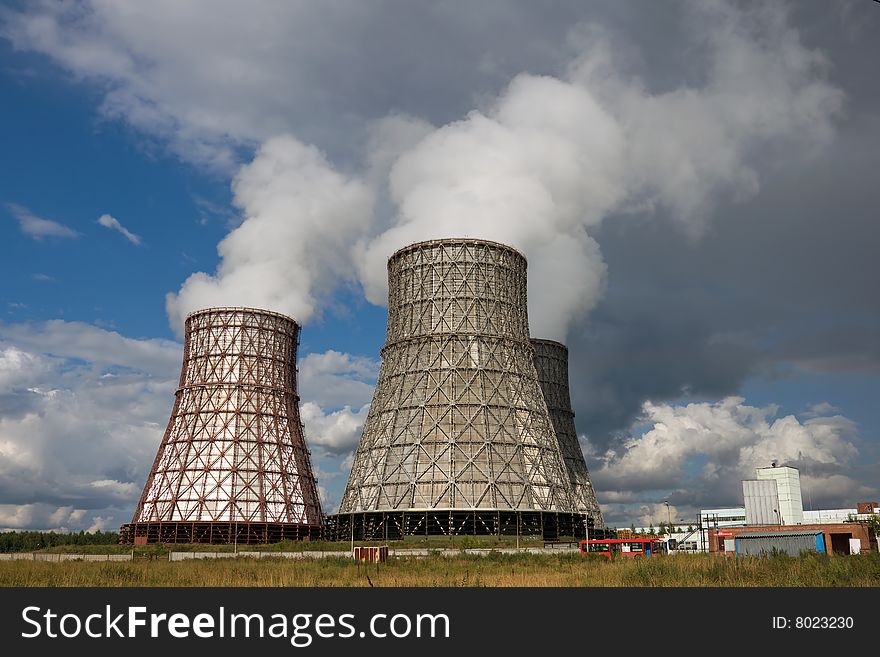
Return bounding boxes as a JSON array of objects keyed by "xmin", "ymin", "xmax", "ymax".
[{"xmin": 1, "ymin": 1, "xmax": 877, "ymax": 531}]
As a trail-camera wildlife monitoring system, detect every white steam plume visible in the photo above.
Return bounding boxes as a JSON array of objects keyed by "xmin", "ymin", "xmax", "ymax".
[
  {"xmin": 166, "ymin": 135, "xmax": 374, "ymax": 335},
  {"xmin": 358, "ymin": 73, "xmax": 622, "ymax": 340}
]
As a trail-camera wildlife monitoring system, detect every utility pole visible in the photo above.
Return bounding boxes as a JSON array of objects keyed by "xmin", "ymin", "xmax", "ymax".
[
  {"xmin": 516, "ymin": 512, "xmax": 520, "ymax": 551},
  {"xmin": 584, "ymin": 514, "xmax": 590, "ymax": 556}
]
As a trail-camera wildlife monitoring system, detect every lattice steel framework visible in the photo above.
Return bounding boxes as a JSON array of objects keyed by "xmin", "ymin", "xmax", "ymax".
[
  {"xmin": 532, "ymin": 338, "xmax": 605, "ymax": 529},
  {"xmin": 339, "ymin": 238, "xmax": 575, "ymax": 525},
  {"xmin": 120, "ymin": 307, "xmax": 322, "ymax": 544}
]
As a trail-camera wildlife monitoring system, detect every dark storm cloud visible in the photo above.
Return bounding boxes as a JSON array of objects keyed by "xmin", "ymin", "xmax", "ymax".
[
  {"xmin": 569, "ymin": 310, "xmax": 762, "ymax": 451},
  {"xmin": 566, "ymin": 3, "xmax": 880, "ymax": 453},
  {"xmin": 1, "ymin": 1, "xmax": 708, "ymax": 170},
  {"xmin": 569, "ymin": 175, "xmax": 879, "ymax": 453}
]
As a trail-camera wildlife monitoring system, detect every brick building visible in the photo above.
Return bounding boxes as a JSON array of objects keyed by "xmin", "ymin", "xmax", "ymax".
[{"xmin": 708, "ymin": 522, "xmax": 875, "ymax": 555}]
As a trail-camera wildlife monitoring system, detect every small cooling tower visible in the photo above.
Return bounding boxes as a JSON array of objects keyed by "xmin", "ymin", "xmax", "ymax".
[
  {"xmin": 531, "ymin": 338, "xmax": 605, "ymax": 529},
  {"xmin": 121, "ymin": 307, "xmax": 322, "ymax": 544},
  {"xmin": 336, "ymin": 238, "xmax": 584, "ymax": 540}
]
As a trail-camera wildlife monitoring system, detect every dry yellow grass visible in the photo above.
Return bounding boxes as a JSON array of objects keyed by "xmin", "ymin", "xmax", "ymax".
[{"xmin": 1, "ymin": 552, "xmax": 878, "ymax": 587}]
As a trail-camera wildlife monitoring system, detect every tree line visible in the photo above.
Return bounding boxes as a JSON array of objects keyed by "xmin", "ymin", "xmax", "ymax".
[{"xmin": 0, "ymin": 530, "xmax": 119, "ymax": 552}]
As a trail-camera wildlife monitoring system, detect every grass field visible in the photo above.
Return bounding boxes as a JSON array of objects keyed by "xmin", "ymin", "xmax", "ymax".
[{"xmin": 1, "ymin": 551, "xmax": 878, "ymax": 587}]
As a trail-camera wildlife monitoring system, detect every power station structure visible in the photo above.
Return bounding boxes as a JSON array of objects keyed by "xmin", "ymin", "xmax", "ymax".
[
  {"xmin": 120, "ymin": 307, "xmax": 323, "ymax": 544},
  {"xmin": 334, "ymin": 238, "xmax": 599, "ymax": 540},
  {"xmin": 531, "ymin": 339, "xmax": 605, "ymax": 530}
]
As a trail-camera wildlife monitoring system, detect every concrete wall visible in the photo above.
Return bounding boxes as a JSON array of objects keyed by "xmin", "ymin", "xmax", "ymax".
[
  {"xmin": 743, "ymin": 479, "xmax": 780, "ymax": 525},
  {"xmin": 0, "ymin": 553, "xmax": 132, "ymax": 561}
]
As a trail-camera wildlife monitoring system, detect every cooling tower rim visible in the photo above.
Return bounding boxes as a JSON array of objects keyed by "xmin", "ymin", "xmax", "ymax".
[
  {"xmin": 530, "ymin": 337, "xmax": 568, "ymax": 351},
  {"xmin": 184, "ymin": 306, "xmax": 299, "ymax": 326},
  {"xmin": 389, "ymin": 237, "xmax": 527, "ymax": 263}
]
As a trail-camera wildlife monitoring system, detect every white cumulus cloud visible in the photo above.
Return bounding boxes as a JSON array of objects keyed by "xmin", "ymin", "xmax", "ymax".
[
  {"xmin": 165, "ymin": 136, "xmax": 374, "ymax": 335},
  {"xmin": 97, "ymin": 213, "xmax": 142, "ymax": 245},
  {"xmin": 0, "ymin": 503, "xmax": 87, "ymax": 532},
  {"xmin": 300, "ymin": 402, "xmax": 369, "ymax": 455},
  {"xmin": 297, "ymin": 349, "xmax": 377, "ymax": 456},
  {"xmin": 0, "ymin": 320, "xmax": 181, "ymax": 531},
  {"xmin": 592, "ymin": 396, "xmax": 870, "ymax": 514},
  {"xmin": 6, "ymin": 203, "xmax": 78, "ymax": 240},
  {"xmin": 299, "ymin": 350, "xmax": 378, "ymax": 410}
]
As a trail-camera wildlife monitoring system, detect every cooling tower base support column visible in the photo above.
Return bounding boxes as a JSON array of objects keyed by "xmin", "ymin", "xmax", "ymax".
[
  {"xmin": 326, "ymin": 511, "xmax": 611, "ymax": 542},
  {"xmin": 119, "ymin": 521, "xmax": 324, "ymax": 545}
]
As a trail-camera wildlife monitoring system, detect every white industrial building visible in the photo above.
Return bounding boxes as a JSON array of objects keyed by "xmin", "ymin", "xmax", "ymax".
[
  {"xmin": 700, "ymin": 507, "xmax": 747, "ymax": 529},
  {"xmin": 625, "ymin": 525, "xmax": 706, "ymax": 552},
  {"xmin": 756, "ymin": 463, "xmax": 804, "ymax": 525},
  {"xmin": 803, "ymin": 509, "xmax": 858, "ymax": 524}
]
